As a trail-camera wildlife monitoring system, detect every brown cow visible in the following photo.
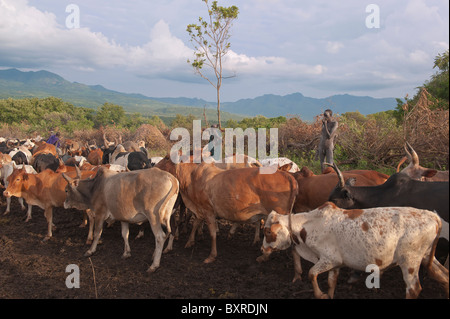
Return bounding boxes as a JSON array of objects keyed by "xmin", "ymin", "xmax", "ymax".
[
  {"xmin": 160, "ymin": 159, "xmax": 298, "ymax": 264},
  {"xmin": 3, "ymin": 167, "xmax": 96, "ymax": 242},
  {"xmin": 283, "ymin": 165, "xmax": 389, "ymax": 213},
  {"xmin": 156, "ymin": 154, "xmax": 263, "ymax": 247},
  {"xmin": 87, "ymin": 148, "xmax": 104, "ymax": 165}
]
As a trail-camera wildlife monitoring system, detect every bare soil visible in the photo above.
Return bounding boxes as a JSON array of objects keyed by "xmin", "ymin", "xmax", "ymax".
[{"xmin": 0, "ymin": 198, "xmax": 447, "ymax": 300}]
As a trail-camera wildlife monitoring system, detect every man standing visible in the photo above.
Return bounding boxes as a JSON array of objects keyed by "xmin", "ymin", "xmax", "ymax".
[{"xmin": 317, "ymin": 109, "xmax": 338, "ymax": 172}]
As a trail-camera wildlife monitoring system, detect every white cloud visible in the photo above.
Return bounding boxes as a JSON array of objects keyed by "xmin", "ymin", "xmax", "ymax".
[
  {"xmin": 326, "ymin": 41, "xmax": 344, "ymax": 54},
  {"xmin": 0, "ymin": 0, "xmax": 448, "ymax": 101},
  {"xmin": 0, "ymin": 1, "xmax": 193, "ymax": 75}
]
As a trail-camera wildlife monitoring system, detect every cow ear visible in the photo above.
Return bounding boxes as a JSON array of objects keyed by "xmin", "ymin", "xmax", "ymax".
[
  {"xmin": 342, "ymin": 189, "xmax": 352, "ymax": 200},
  {"xmin": 279, "ymin": 163, "xmax": 292, "ymax": 172},
  {"xmin": 422, "ymin": 169, "xmax": 437, "ymax": 178},
  {"xmin": 345, "ymin": 177, "xmax": 356, "ymax": 186}
]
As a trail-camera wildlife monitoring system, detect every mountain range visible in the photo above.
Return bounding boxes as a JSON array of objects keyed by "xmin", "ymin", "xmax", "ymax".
[{"xmin": 0, "ymin": 68, "xmax": 398, "ymax": 122}]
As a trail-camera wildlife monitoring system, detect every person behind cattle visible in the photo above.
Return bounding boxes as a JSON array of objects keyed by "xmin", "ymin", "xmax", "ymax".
[
  {"xmin": 317, "ymin": 109, "xmax": 338, "ymax": 172},
  {"xmin": 46, "ymin": 131, "xmax": 62, "ymax": 156},
  {"xmin": 46, "ymin": 131, "xmax": 61, "ymax": 148}
]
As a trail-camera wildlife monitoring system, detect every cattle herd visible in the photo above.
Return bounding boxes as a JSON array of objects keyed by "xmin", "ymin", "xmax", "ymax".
[{"xmin": 0, "ymin": 136, "xmax": 448, "ymax": 299}]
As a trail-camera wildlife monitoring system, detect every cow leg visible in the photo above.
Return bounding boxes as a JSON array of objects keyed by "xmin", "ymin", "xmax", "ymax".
[
  {"xmin": 79, "ymin": 211, "xmax": 88, "ymax": 228},
  {"xmin": 148, "ymin": 222, "xmax": 168, "ymax": 273},
  {"xmin": 425, "ymin": 257, "xmax": 449, "ymax": 298},
  {"xmin": 163, "ymin": 234, "xmax": 175, "ymax": 254},
  {"xmin": 185, "ymin": 217, "xmax": 202, "ymax": 248},
  {"xmin": 252, "ymin": 220, "xmax": 262, "ymax": 245},
  {"xmin": 25, "ymin": 204, "xmax": 33, "ymax": 222},
  {"xmin": 204, "ymin": 215, "xmax": 218, "ymax": 264},
  {"xmin": 400, "ymin": 263, "xmax": 422, "ymax": 299},
  {"xmin": 121, "ymin": 222, "xmax": 131, "ymax": 259},
  {"xmin": 308, "ymin": 259, "xmax": 339, "ymax": 299},
  {"xmin": 85, "ymin": 209, "xmax": 94, "ymax": 245},
  {"xmin": 85, "ymin": 213, "xmax": 105, "ymax": 257},
  {"xmin": 228, "ymin": 223, "xmax": 238, "ymax": 239},
  {"xmin": 292, "ymin": 248, "xmax": 303, "ymax": 283},
  {"xmin": 4, "ymin": 197, "xmax": 11, "ymax": 215},
  {"xmin": 18, "ymin": 197, "xmax": 26, "ymax": 211},
  {"xmin": 327, "ymin": 268, "xmax": 340, "ymax": 299},
  {"xmin": 43, "ymin": 207, "xmax": 54, "ymax": 241}
]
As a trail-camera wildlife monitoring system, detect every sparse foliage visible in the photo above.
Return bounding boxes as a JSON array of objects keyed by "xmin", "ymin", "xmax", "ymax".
[{"xmin": 187, "ymin": 0, "xmax": 239, "ymax": 129}]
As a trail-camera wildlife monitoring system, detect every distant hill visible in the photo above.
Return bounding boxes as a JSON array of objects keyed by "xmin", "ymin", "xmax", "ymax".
[
  {"xmin": 154, "ymin": 93, "xmax": 397, "ymax": 121},
  {"xmin": 0, "ymin": 68, "xmax": 397, "ymax": 122},
  {"xmin": 0, "ymin": 68, "xmax": 245, "ymax": 122}
]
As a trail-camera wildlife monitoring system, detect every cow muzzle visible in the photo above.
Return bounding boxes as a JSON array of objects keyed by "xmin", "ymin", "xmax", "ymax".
[{"xmin": 256, "ymin": 245, "xmax": 274, "ymax": 263}]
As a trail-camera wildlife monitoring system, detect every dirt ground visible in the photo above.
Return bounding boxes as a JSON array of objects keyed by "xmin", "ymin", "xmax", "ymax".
[{"xmin": 0, "ymin": 198, "xmax": 447, "ymax": 300}]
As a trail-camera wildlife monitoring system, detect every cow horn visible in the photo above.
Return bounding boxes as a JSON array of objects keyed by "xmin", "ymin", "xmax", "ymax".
[
  {"xmin": 75, "ymin": 165, "xmax": 82, "ymax": 180},
  {"xmin": 405, "ymin": 142, "xmax": 419, "ymax": 167},
  {"xmin": 103, "ymin": 133, "xmax": 110, "ymax": 148},
  {"xmin": 62, "ymin": 172, "xmax": 72, "ymax": 183},
  {"xmin": 325, "ymin": 162, "xmax": 345, "ymax": 188}
]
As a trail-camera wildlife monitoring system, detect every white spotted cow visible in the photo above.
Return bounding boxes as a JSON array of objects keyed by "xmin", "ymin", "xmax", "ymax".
[
  {"xmin": 260, "ymin": 202, "xmax": 449, "ymax": 299},
  {"xmin": 260, "ymin": 157, "xmax": 299, "ymax": 173}
]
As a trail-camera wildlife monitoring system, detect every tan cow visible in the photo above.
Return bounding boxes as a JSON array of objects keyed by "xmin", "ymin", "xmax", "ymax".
[
  {"xmin": 161, "ymin": 160, "xmax": 298, "ymax": 264},
  {"xmin": 3, "ymin": 167, "xmax": 96, "ymax": 242},
  {"xmin": 261, "ymin": 202, "xmax": 449, "ymax": 299},
  {"xmin": 62, "ymin": 167, "xmax": 179, "ymax": 272},
  {"xmin": 398, "ymin": 142, "xmax": 449, "ymax": 181}
]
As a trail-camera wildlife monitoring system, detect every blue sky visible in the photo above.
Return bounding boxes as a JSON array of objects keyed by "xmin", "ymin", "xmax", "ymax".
[{"xmin": 0, "ymin": 0, "xmax": 448, "ymax": 102}]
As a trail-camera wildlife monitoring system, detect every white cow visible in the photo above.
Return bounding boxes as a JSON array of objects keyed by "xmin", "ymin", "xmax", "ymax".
[
  {"xmin": 260, "ymin": 202, "xmax": 449, "ymax": 299},
  {"xmin": 0, "ymin": 162, "xmax": 36, "ymax": 221},
  {"xmin": 259, "ymin": 157, "xmax": 299, "ymax": 173}
]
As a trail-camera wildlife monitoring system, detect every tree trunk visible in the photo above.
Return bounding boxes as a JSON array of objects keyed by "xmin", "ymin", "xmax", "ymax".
[{"xmin": 217, "ymin": 84, "xmax": 222, "ymax": 130}]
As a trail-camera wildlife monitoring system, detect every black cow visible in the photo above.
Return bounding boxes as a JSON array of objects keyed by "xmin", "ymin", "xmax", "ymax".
[
  {"xmin": 102, "ymin": 144, "xmax": 149, "ymax": 171},
  {"xmin": 327, "ymin": 162, "xmax": 449, "ymax": 222},
  {"xmin": 32, "ymin": 153, "xmax": 60, "ymax": 173},
  {"xmin": 11, "ymin": 151, "xmax": 29, "ymax": 165},
  {"xmin": 114, "ymin": 151, "xmax": 150, "ymax": 171}
]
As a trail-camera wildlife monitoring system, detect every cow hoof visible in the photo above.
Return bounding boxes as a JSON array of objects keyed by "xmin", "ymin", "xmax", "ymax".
[
  {"xmin": 135, "ymin": 230, "xmax": 144, "ymax": 239},
  {"xmin": 122, "ymin": 253, "xmax": 131, "ymax": 259},
  {"xmin": 42, "ymin": 236, "xmax": 51, "ymax": 242},
  {"xmin": 292, "ymin": 274, "xmax": 302, "ymax": 283},
  {"xmin": 85, "ymin": 239, "xmax": 93, "ymax": 245},
  {"xmin": 203, "ymin": 256, "xmax": 216, "ymax": 264},
  {"xmin": 147, "ymin": 266, "xmax": 158, "ymax": 273},
  {"xmin": 3, "ymin": 211, "xmax": 10, "ymax": 216},
  {"xmin": 319, "ymin": 294, "xmax": 330, "ymax": 299},
  {"xmin": 184, "ymin": 241, "xmax": 195, "ymax": 249},
  {"xmin": 84, "ymin": 251, "xmax": 94, "ymax": 257},
  {"xmin": 256, "ymin": 254, "xmax": 269, "ymax": 263}
]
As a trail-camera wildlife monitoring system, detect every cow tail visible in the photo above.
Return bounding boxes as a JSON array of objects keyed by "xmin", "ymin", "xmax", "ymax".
[
  {"xmin": 159, "ymin": 173, "xmax": 180, "ymax": 235},
  {"xmin": 287, "ymin": 172, "xmax": 298, "ymax": 214},
  {"xmin": 425, "ymin": 211, "xmax": 442, "ymax": 270}
]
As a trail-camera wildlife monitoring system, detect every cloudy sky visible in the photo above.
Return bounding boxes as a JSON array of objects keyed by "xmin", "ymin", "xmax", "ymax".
[{"xmin": 0, "ymin": 0, "xmax": 448, "ymax": 102}]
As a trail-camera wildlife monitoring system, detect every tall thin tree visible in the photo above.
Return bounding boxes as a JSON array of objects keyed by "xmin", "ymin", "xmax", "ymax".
[{"xmin": 187, "ymin": 0, "xmax": 239, "ymax": 129}]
